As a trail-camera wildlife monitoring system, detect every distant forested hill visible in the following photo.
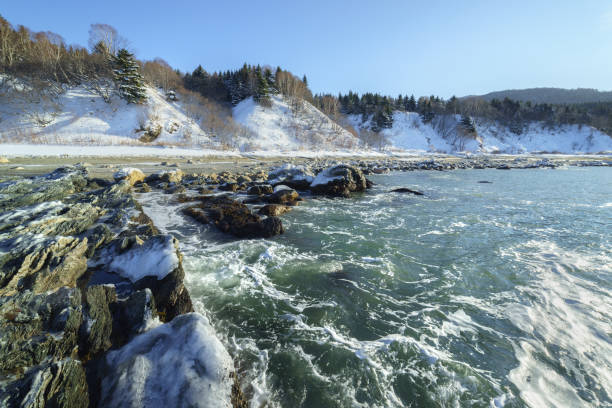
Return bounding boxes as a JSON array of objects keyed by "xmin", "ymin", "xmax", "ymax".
[{"xmin": 466, "ymin": 88, "xmax": 612, "ymax": 104}]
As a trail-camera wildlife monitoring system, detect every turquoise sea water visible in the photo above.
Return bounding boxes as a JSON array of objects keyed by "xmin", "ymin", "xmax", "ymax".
[{"xmin": 141, "ymin": 167, "xmax": 612, "ymax": 408}]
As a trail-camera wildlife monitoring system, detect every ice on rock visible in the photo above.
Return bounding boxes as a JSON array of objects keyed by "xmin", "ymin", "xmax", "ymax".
[
  {"xmin": 310, "ymin": 168, "xmax": 344, "ymax": 187},
  {"xmin": 109, "ymin": 235, "xmax": 179, "ymax": 283},
  {"xmin": 100, "ymin": 313, "xmax": 234, "ymax": 408}
]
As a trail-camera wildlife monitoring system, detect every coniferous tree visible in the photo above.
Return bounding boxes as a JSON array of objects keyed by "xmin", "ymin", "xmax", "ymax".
[
  {"xmin": 112, "ymin": 48, "xmax": 146, "ymax": 103},
  {"xmin": 254, "ymin": 66, "xmax": 271, "ymax": 106}
]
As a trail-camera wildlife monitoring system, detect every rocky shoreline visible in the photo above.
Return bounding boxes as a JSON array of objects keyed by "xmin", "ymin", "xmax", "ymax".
[{"xmin": 0, "ymin": 155, "xmax": 609, "ymax": 407}]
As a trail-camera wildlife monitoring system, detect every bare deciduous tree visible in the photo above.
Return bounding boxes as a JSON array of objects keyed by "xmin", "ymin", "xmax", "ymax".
[{"xmin": 88, "ymin": 23, "xmax": 127, "ymax": 56}]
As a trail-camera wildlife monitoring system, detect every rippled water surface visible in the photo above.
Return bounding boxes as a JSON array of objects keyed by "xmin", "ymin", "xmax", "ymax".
[{"xmin": 140, "ymin": 167, "xmax": 612, "ymax": 408}]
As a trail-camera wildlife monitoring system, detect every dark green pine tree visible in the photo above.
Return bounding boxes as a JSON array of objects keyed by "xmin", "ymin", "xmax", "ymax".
[
  {"xmin": 112, "ymin": 49, "xmax": 146, "ymax": 104},
  {"xmin": 302, "ymin": 75, "xmax": 308, "ymax": 86},
  {"xmin": 254, "ymin": 67, "xmax": 271, "ymax": 106}
]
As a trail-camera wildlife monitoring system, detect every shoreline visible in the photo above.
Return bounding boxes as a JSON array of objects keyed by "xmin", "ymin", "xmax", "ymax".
[
  {"xmin": 0, "ymin": 157, "xmax": 610, "ymax": 407},
  {"xmin": 1, "ymin": 153, "xmax": 610, "ymax": 180}
]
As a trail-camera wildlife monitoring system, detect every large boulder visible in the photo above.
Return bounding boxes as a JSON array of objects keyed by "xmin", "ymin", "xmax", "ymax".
[
  {"xmin": 113, "ymin": 168, "xmax": 145, "ymax": 186},
  {"xmin": 182, "ymin": 196, "xmax": 284, "ymax": 239},
  {"xmin": 247, "ymin": 184, "xmax": 274, "ymax": 195},
  {"xmin": 267, "ymin": 163, "xmax": 315, "ymax": 190},
  {"xmin": 99, "ymin": 313, "xmax": 233, "ymax": 408},
  {"xmin": 145, "ymin": 169, "xmax": 184, "ymax": 185},
  {"xmin": 310, "ymin": 165, "xmax": 368, "ymax": 197},
  {"xmin": 91, "ymin": 234, "xmax": 193, "ymax": 322}
]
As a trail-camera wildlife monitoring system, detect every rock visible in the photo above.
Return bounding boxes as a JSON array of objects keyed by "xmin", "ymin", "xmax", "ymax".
[
  {"xmin": 0, "ymin": 166, "xmax": 88, "ymax": 212},
  {"xmin": 478, "ymin": 180, "xmax": 493, "ymax": 184},
  {"xmin": 82, "ymin": 285, "xmax": 117, "ymax": 356},
  {"xmin": 99, "ymin": 313, "xmax": 233, "ymax": 408},
  {"xmin": 258, "ymin": 204, "xmax": 291, "ymax": 216},
  {"xmin": 0, "ymin": 157, "xmax": 9, "ymax": 163},
  {"xmin": 247, "ymin": 184, "xmax": 274, "ymax": 195},
  {"xmin": 138, "ymin": 182, "xmax": 152, "ymax": 192},
  {"xmin": 0, "ymin": 287, "xmax": 82, "ymax": 374},
  {"xmin": 391, "ymin": 188, "xmax": 424, "ymax": 195},
  {"xmin": 111, "ymin": 289, "xmax": 157, "ymax": 343},
  {"xmin": 0, "ymin": 359, "xmax": 88, "ymax": 408},
  {"xmin": 267, "ymin": 163, "xmax": 314, "ymax": 190},
  {"xmin": 91, "ymin": 235, "xmax": 193, "ymax": 322},
  {"xmin": 237, "ymin": 175, "xmax": 252, "ymax": 183},
  {"xmin": 0, "ymin": 235, "xmax": 89, "ymax": 296},
  {"xmin": 145, "ymin": 169, "xmax": 184, "ymax": 184},
  {"xmin": 218, "ymin": 182, "xmax": 240, "ymax": 192},
  {"xmin": 182, "ymin": 196, "xmax": 284, "ymax": 239},
  {"xmin": 371, "ymin": 167, "xmax": 389, "ymax": 174},
  {"xmin": 113, "ymin": 168, "xmax": 145, "ymax": 186},
  {"xmin": 310, "ymin": 165, "xmax": 368, "ymax": 197},
  {"xmin": 11, "ymin": 166, "xmax": 24, "ymax": 170},
  {"xmin": 266, "ymin": 188, "xmax": 299, "ymax": 204}
]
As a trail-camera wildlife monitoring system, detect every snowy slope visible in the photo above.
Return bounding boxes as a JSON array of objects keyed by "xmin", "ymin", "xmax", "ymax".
[
  {"xmin": 349, "ymin": 112, "xmax": 612, "ymax": 154},
  {"xmin": 0, "ymin": 81, "xmax": 211, "ymax": 147},
  {"xmin": 232, "ymin": 95, "xmax": 359, "ymax": 151}
]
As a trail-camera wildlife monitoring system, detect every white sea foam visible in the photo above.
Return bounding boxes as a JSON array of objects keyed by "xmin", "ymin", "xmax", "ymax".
[{"xmin": 503, "ymin": 240, "xmax": 612, "ymax": 408}]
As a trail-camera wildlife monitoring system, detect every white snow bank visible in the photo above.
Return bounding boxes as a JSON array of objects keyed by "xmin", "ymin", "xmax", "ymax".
[
  {"xmin": 0, "ymin": 143, "xmax": 241, "ymax": 158},
  {"xmin": 0, "ymin": 84, "xmax": 212, "ymax": 147},
  {"xmin": 233, "ymin": 95, "xmax": 358, "ymax": 151},
  {"xmin": 350, "ymin": 111, "xmax": 612, "ymax": 154},
  {"xmin": 109, "ymin": 235, "xmax": 179, "ymax": 282},
  {"xmin": 100, "ymin": 312, "xmax": 233, "ymax": 408}
]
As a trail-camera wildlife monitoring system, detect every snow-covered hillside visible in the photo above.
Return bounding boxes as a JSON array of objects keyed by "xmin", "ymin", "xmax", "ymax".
[
  {"xmin": 350, "ymin": 112, "xmax": 612, "ymax": 154},
  {"xmin": 232, "ymin": 95, "xmax": 358, "ymax": 152},
  {"xmin": 0, "ymin": 80, "xmax": 211, "ymax": 147}
]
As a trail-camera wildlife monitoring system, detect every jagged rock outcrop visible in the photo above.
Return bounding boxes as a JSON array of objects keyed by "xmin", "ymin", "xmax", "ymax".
[
  {"xmin": 0, "ymin": 287, "xmax": 83, "ymax": 374},
  {"xmin": 0, "ymin": 165, "xmax": 199, "ymax": 407},
  {"xmin": 0, "ymin": 359, "xmax": 89, "ymax": 408}
]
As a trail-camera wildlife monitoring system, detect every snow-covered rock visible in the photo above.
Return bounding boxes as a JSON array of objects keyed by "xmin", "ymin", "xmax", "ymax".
[
  {"xmin": 113, "ymin": 167, "xmax": 145, "ymax": 186},
  {"xmin": 107, "ymin": 234, "xmax": 180, "ymax": 283},
  {"xmin": 99, "ymin": 313, "xmax": 234, "ymax": 408}
]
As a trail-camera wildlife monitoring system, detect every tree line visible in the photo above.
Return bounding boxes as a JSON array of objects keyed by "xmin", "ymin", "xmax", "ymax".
[{"xmin": 1, "ymin": 14, "xmax": 611, "ymax": 137}]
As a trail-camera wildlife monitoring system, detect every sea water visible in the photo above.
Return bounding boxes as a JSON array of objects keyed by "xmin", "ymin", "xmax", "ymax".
[{"xmin": 140, "ymin": 166, "xmax": 612, "ymax": 408}]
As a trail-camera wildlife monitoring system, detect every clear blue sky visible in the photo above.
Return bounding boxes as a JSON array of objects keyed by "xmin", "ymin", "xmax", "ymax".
[{"xmin": 2, "ymin": 0, "xmax": 611, "ymax": 98}]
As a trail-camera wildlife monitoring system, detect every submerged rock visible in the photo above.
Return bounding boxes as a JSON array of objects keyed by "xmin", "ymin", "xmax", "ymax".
[
  {"xmin": 391, "ymin": 188, "xmax": 424, "ymax": 195},
  {"xmin": 99, "ymin": 313, "xmax": 233, "ymax": 408}
]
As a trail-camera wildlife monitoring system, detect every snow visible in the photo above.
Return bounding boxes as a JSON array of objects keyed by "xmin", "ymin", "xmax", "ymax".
[
  {"xmin": 108, "ymin": 235, "xmax": 179, "ymax": 283},
  {"xmin": 1, "ymin": 74, "xmax": 610, "ymax": 156},
  {"xmin": 232, "ymin": 95, "xmax": 359, "ymax": 151},
  {"xmin": 0, "ymin": 83, "xmax": 211, "ymax": 147},
  {"xmin": 350, "ymin": 112, "xmax": 612, "ymax": 154},
  {"xmin": 311, "ymin": 167, "xmax": 344, "ymax": 187},
  {"xmin": 267, "ymin": 163, "xmax": 315, "ymax": 184},
  {"xmin": 100, "ymin": 312, "xmax": 234, "ymax": 408}
]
